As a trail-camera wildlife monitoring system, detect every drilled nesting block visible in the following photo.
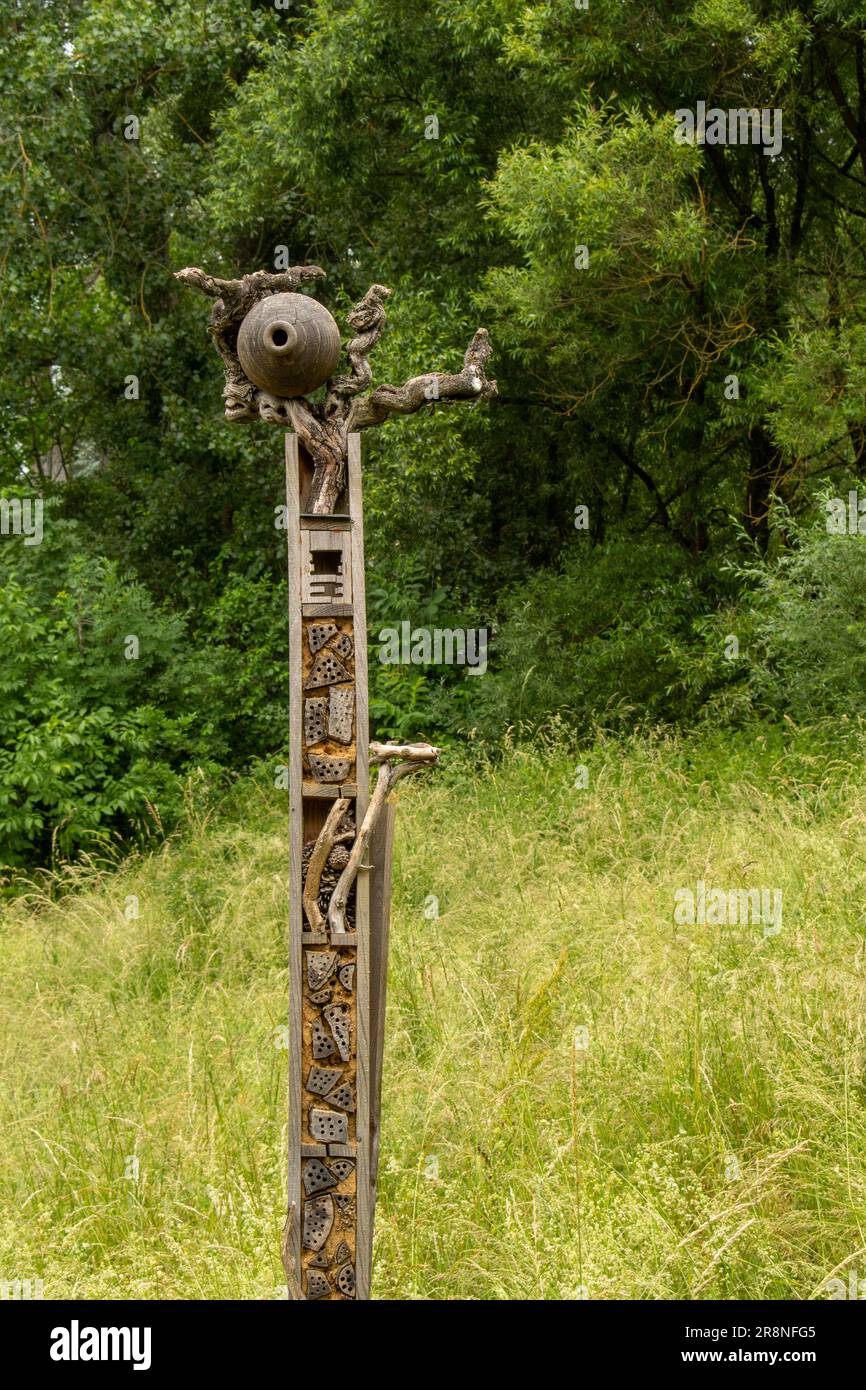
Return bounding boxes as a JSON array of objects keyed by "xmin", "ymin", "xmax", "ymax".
[
  {"xmin": 309, "ymin": 754, "xmax": 352, "ymax": 784},
  {"xmin": 312, "ymin": 1018, "xmax": 338, "ymax": 1060},
  {"xmin": 328, "ymin": 687, "xmax": 355, "ymax": 744},
  {"xmin": 324, "ymin": 1004, "xmax": 352, "ymax": 1062},
  {"xmin": 304, "ymin": 696, "xmax": 327, "ymax": 745},
  {"xmin": 302, "ymin": 1194, "xmax": 334, "ymax": 1251},
  {"xmin": 308, "ymin": 622, "xmax": 338, "ymax": 654},
  {"xmin": 307, "ymin": 1066, "xmax": 342, "ymax": 1096},
  {"xmin": 306, "ymin": 1270, "xmax": 331, "ymax": 1300},
  {"xmin": 303, "ymin": 1158, "xmax": 337, "ymax": 1196},
  {"xmin": 305, "ymin": 650, "xmax": 351, "ymax": 690},
  {"xmin": 308, "ymin": 952, "xmax": 338, "ymax": 991},
  {"xmin": 309, "ymin": 1107, "xmax": 349, "ymax": 1145},
  {"xmin": 326, "ymin": 1083, "xmax": 355, "ymax": 1114}
]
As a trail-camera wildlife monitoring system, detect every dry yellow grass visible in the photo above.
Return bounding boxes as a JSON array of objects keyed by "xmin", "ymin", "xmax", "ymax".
[{"xmin": 1, "ymin": 723, "xmax": 865, "ymax": 1299}]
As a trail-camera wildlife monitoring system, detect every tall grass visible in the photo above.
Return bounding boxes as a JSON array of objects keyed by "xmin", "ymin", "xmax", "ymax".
[{"xmin": 2, "ymin": 723, "xmax": 865, "ymax": 1299}]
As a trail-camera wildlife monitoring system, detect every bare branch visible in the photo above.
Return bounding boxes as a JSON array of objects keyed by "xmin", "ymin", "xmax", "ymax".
[
  {"xmin": 370, "ymin": 741, "xmax": 440, "ymax": 763},
  {"xmin": 346, "ymin": 328, "xmax": 497, "ymax": 432},
  {"xmin": 325, "ymin": 283, "xmax": 392, "ymax": 418},
  {"xmin": 303, "ymin": 796, "xmax": 351, "ymax": 931},
  {"xmin": 328, "ymin": 743, "xmax": 439, "ymax": 934},
  {"xmin": 173, "ymin": 267, "xmax": 238, "ymax": 298},
  {"xmin": 174, "ymin": 265, "xmax": 326, "ymax": 318}
]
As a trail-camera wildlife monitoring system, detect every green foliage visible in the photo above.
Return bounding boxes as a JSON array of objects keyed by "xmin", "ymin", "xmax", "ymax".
[
  {"xmin": 366, "ymin": 555, "xmax": 484, "ymax": 741},
  {"xmin": 0, "ymin": 517, "xmax": 227, "ymax": 869},
  {"xmin": 4, "ymin": 0, "xmax": 866, "ymax": 864},
  {"xmin": 0, "ymin": 564, "xmax": 181, "ymax": 868},
  {"xmin": 477, "ymin": 537, "xmax": 707, "ymax": 734},
  {"xmin": 658, "ymin": 504, "xmax": 866, "ymax": 727},
  {"xmin": 730, "ymin": 508, "xmax": 866, "ymax": 723},
  {"xmin": 198, "ymin": 574, "xmax": 289, "ymax": 763}
]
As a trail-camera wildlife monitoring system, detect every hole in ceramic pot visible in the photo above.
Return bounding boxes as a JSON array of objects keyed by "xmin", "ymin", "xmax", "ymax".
[{"xmin": 266, "ymin": 321, "xmax": 297, "ymax": 353}]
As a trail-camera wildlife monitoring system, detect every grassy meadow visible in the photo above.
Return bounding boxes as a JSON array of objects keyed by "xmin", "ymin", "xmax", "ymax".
[{"xmin": 2, "ymin": 723, "xmax": 865, "ymax": 1300}]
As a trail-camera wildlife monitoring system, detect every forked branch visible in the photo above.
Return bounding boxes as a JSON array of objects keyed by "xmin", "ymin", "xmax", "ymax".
[
  {"xmin": 345, "ymin": 328, "xmax": 497, "ymax": 432},
  {"xmin": 327, "ymin": 743, "xmax": 440, "ymax": 934}
]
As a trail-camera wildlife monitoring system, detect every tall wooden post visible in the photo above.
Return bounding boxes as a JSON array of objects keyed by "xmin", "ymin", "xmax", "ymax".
[
  {"xmin": 174, "ymin": 261, "xmax": 496, "ymax": 1301},
  {"xmin": 284, "ymin": 432, "xmax": 375, "ymax": 1300}
]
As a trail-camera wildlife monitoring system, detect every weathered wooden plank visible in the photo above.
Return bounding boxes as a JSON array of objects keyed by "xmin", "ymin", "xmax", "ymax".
[
  {"xmin": 301, "ymin": 515, "xmax": 352, "ymax": 529},
  {"xmin": 302, "ymin": 602, "xmax": 355, "ymax": 618},
  {"xmin": 301, "ymin": 781, "xmax": 359, "ymax": 799},
  {"xmin": 347, "ymin": 432, "xmax": 374, "ymax": 1302},
  {"xmin": 286, "ymin": 432, "xmax": 373, "ymax": 1300},
  {"xmin": 285, "ymin": 431, "xmax": 304, "ymax": 1294},
  {"xmin": 368, "ymin": 800, "xmax": 396, "ymax": 1212},
  {"xmin": 348, "ymin": 436, "xmax": 369, "ymax": 812}
]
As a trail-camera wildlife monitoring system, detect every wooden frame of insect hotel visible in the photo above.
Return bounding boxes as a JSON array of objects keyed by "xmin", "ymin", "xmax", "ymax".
[{"xmin": 176, "ymin": 262, "xmax": 496, "ymax": 1299}]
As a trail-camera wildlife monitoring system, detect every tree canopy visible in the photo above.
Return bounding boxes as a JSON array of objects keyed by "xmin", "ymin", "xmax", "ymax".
[{"xmin": 3, "ymin": 0, "xmax": 866, "ymax": 866}]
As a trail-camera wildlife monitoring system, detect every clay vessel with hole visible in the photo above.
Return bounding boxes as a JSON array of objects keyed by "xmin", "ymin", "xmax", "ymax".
[{"xmin": 236, "ymin": 292, "xmax": 342, "ymax": 398}]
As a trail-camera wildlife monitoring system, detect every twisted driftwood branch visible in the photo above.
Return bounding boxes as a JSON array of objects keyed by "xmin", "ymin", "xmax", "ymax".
[
  {"xmin": 302, "ymin": 796, "xmax": 352, "ymax": 931},
  {"xmin": 345, "ymin": 328, "xmax": 497, "ymax": 432},
  {"xmin": 174, "ymin": 264, "xmax": 326, "ymax": 425},
  {"xmin": 324, "ymin": 283, "xmax": 391, "ymax": 417},
  {"xmin": 327, "ymin": 743, "xmax": 440, "ymax": 935},
  {"xmin": 176, "ymin": 266, "xmax": 496, "ymax": 513},
  {"xmin": 174, "ymin": 265, "xmax": 325, "ymax": 317}
]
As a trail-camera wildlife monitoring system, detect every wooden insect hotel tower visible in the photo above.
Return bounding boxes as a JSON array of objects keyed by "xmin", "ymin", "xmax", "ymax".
[{"xmin": 176, "ymin": 263, "xmax": 496, "ymax": 1299}]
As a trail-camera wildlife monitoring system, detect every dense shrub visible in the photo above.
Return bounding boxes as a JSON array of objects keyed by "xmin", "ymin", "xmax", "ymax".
[
  {"xmin": 0, "ymin": 517, "xmax": 219, "ymax": 869},
  {"xmin": 0, "ymin": 569, "xmax": 185, "ymax": 868},
  {"xmin": 476, "ymin": 538, "xmax": 711, "ymax": 736},
  {"xmin": 722, "ymin": 511, "xmax": 866, "ymax": 724}
]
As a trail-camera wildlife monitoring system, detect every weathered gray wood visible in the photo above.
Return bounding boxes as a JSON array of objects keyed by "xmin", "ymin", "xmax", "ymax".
[
  {"xmin": 348, "ymin": 436, "xmax": 369, "ymax": 832},
  {"xmin": 285, "ymin": 431, "xmax": 304, "ymax": 1295},
  {"xmin": 347, "ymin": 433, "xmax": 373, "ymax": 1301},
  {"xmin": 301, "ymin": 781, "xmax": 358, "ymax": 799},
  {"xmin": 302, "ymin": 602, "xmax": 354, "ymax": 618},
  {"xmin": 368, "ymin": 800, "xmax": 396, "ymax": 1211},
  {"xmin": 300, "ymin": 515, "xmax": 352, "ymax": 530},
  {"xmin": 288, "ymin": 435, "xmax": 370, "ymax": 1299}
]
